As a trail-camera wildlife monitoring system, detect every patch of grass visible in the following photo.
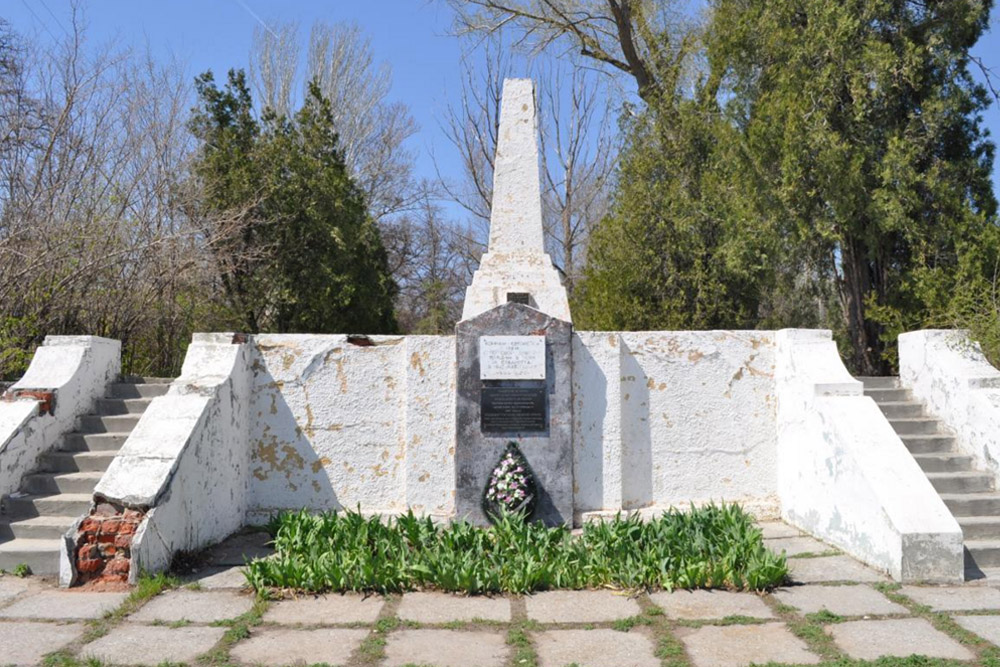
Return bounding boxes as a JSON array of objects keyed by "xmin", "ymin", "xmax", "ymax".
[
  {"xmin": 84, "ymin": 571, "xmax": 180, "ymax": 643},
  {"xmin": 789, "ymin": 550, "xmax": 842, "ymax": 559},
  {"xmin": 806, "ymin": 609, "xmax": 845, "ymax": 624},
  {"xmin": 612, "ymin": 614, "xmax": 654, "ymax": 632},
  {"xmin": 198, "ymin": 596, "xmax": 268, "ymax": 666},
  {"xmin": 645, "ymin": 605, "xmax": 664, "ymax": 616},
  {"xmin": 506, "ymin": 621, "xmax": 538, "ymax": 667},
  {"xmin": 12, "ymin": 562, "xmax": 31, "ymax": 577},
  {"xmin": 246, "ymin": 503, "xmax": 787, "ymax": 595},
  {"xmin": 654, "ymin": 633, "xmax": 687, "ymax": 667},
  {"xmin": 41, "ymin": 651, "xmax": 107, "ymax": 667}
]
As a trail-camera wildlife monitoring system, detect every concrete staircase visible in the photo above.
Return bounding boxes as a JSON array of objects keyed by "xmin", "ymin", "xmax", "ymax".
[
  {"xmin": 862, "ymin": 376, "xmax": 1000, "ymax": 578},
  {"xmin": 0, "ymin": 376, "xmax": 171, "ymax": 575}
]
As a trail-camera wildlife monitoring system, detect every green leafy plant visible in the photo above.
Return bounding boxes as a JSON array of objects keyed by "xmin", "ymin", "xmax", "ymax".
[{"xmin": 12, "ymin": 563, "xmax": 30, "ymax": 577}]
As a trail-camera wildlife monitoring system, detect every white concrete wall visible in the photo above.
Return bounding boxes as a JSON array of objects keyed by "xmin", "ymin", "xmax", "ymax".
[
  {"xmin": 573, "ymin": 331, "xmax": 779, "ymax": 520},
  {"xmin": 247, "ymin": 334, "xmax": 455, "ymax": 523},
  {"xmin": 776, "ymin": 329, "xmax": 963, "ymax": 582},
  {"xmin": 1, "ymin": 336, "xmax": 120, "ymax": 498},
  {"xmin": 900, "ymin": 329, "xmax": 1000, "ymax": 484},
  {"xmin": 90, "ymin": 334, "xmax": 252, "ymax": 582}
]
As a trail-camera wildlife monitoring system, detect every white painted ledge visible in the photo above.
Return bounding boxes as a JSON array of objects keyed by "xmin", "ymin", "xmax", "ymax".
[
  {"xmin": 0, "ymin": 336, "xmax": 120, "ymax": 498},
  {"xmin": 83, "ymin": 333, "xmax": 252, "ymax": 583},
  {"xmin": 776, "ymin": 329, "xmax": 963, "ymax": 582},
  {"xmin": 900, "ymin": 329, "xmax": 1000, "ymax": 486}
]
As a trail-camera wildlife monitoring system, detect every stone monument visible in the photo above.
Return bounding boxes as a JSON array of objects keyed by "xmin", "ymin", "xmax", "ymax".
[{"xmin": 454, "ymin": 78, "xmax": 574, "ymax": 526}]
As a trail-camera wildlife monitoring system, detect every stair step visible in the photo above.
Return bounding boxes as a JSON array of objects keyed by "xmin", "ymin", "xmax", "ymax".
[
  {"xmin": 3, "ymin": 493, "xmax": 92, "ymax": 518},
  {"xmin": 107, "ymin": 383, "xmax": 169, "ymax": 399},
  {"xmin": 958, "ymin": 516, "xmax": 1000, "ymax": 540},
  {"xmin": 864, "ymin": 387, "xmax": 911, "ymax": 402},
  {"xmin": 966, "ymin": 540, "xmax": 1000, "ymax": 569},
  {"xmin": 889, "ymin": 417, "xmax": 943, "ymax": 435},
  {"xmin": 60, "ymin": 432, "xmax": 129, "ymax": 452},
  {"xmin": 96, "ymin": 397, "xmax": 151, "ymax": 415},
  {"xmin": 858, "ymin": 376, "xmax": 900, "ymax": 389},
  {"xmin": 926, "ymin": 472, "xmax": 994, "ymax": 494},
  {"xmin": 79, "ymin": 414, "xmax": 140, "ymax": 433},
  {"xmin": 22, "ymin": 471, "xmax": 104, "ymax": 495},
  {"xmin": 0, "ymin": 515, "xmax": 76, "ymax": 540},
  {"xmin": 0, "ymin": 538, "xmax": 60, "ymax": 575},
  {"xmin": 912, "ymin": 453, "xmax": 976, "ymax": 473},
  {"xmin": 119, "ymin": 375, "xmax": 173, "ymax": 385},
  {"xmin": 877, "ymin": 401, "xmax": 925, "ymax": 419},
  {"xmin": 900, "ymin": 434, "xmax": 956, "ymax": 454},
  {"xmin": 40, "ymin": 451, "xmax": 117, "ymax": 473},
  {"xmin": 942, "ymin": 493, "xmax": 1000, "ymax": 517}
]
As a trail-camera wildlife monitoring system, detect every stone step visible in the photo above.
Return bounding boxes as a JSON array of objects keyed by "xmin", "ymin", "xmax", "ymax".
[
  {"xmin": 22, "ymin": 471, "xmax": 104, "ymax": 495},
  {"xmin": 107, "ymin": 383, "xmax": 169, "ymax": 399},
  {"xmin": 965, "ymin": 540, "xmax": 1000, "ymax": 569},
  {"xmin": 40, "ymin": 451, "xmax": 117, "ymax": 473},
  {"xmin": 877, "ymin": 401, "xmax": 925, "ymax": 419},
  {"xmin": 926, "ymin": 472, "xmax": 994, "ymax": 494},
  {"xmin": 941, "ymin": 493, "xmax": 1000, "ymax": 517},
  {"xmin": 889, "ymin": 417, "xmax": 944, "ymax": 435},
  {"xmin": 119, "ymin": 375, "xmax": 174, "ymax": 385},
  {"xmin": 96, "ymin": 397, "xmax": 151, "ymax": 415},
  {"xmin": 912, "ymin": 453, "xmax": 976, "ymax": 473},
  {"xmin": 78, "ymin": 414, "xmax": 141, "ymax": 433},
  {"xmin": 864, "ymin": 387, "xmax": 911, "ymax": 403},
  {"xmin": 0, "ymin": 538, "xmax": 60, "ymax": 575},
  {"xmin": 0, "ymin": 515, "xmax": 76, "ymax": 541},
  {"xmin": 3, "ymin": 493, "xmax": 92, "ymax": 518},
  {"xmin": 958, "ymin": 516, "xmax": 1000, "ymax": 540},
  {"xmin": 857, "ymin": 376, "xmax": 900, "ymax": 389},
  {"xmin": 900, "ymin": 434, "xmax": 956, "ymax": 454},
  {"xmin": 59, "ymin": 432, "xmax": 129, "ymax": 452}
]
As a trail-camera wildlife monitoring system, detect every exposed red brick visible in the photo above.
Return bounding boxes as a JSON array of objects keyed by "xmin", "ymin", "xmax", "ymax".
[
  {"xmin": 104, "ymin": 559, "xmax": 129, "ymax": 575},
  {"xmin": 79, "ymin": 518, "xmax": 100, "ymax": 534},
  {"xmin": 99, "ymin": 518, "xmax": 121, "ymax": 534},
  {"xmin": 114, "ymin": 534, "xmax": 132, "ymax": 549},
  {"xmin": 122, "ymin": 509, "xmax": 144, "ymax": 522},
  {"xmin": 118, "ymin": 522, "xmax": 137, "ymax": 536},
  {"xmin": 77, "ymin": 558, "xmax": 102, "ymax": 574}
]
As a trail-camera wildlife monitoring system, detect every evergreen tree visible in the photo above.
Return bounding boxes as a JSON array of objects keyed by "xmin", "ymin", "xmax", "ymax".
[{"xmin": 190, "ymin": 70, "xmax": 398, "ymax": 334}]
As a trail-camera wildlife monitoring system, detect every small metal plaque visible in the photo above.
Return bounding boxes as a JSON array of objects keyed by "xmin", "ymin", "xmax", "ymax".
[
  {"xmin": 480, "ymin": 336, "xmax": 545, "ymax": 380},
  {"xmin": 481, "ymin": 386, "xmax": 547, "ymax": 432},
  {"xmin": 507, "ymin": 292, "xmax": 530, "ymax": 305}
]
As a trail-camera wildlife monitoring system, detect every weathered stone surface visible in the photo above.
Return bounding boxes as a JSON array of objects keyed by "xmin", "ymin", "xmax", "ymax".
[
  {"xmin": 229, "ymin": 627, "xmax": 368, "ymax": 666},
  {"xmin": 525, "ymin": 590, "xmax": 641, "ymax": 623},
  {"xmin": 954, "ymin": 615, "xmax": 1000, "ymax": 646},
  {"xmin": 0, "ymin": 590, "xmax": 127, "ymax": 619},
  {"xmin": 534, "ymin": 629, "xmax": 659, "ymax": 667},
  {"xmin": 397, "ymin": 592, "xmax": 511, "ymax": 623},
  {"xmin": 766, "ymin": 536, "xmax": 831, "ymax": 557},
  {"xmin": 263, "ymin": 594, "xmax": 384, "ymax": 625},
  {"xmin": 0, "ymin": 576, "xmax": 34, "ymax": 606},
  {"xmin": 900, "ymin": 585, "xmax": 1000, "ymax": 611},
  {"xmin": 81, "ymin": 623, "xmax": 227, "ymax": 665},
  {"xmin": 204, "ymin": 531, "xmax": 273, "ymax": 566},
  {"xmin": 182, "ymin": 566, "xmax": 248, "ymax": 589},
  {"xmin": 678, "ymin": 623, "xmax": 820, "ymax": 667},
  {"xmin": 828, "ymin": 618, "xmax": 975, "ymax": 660},
  {"xmin": 130, "ymin": 590, "xmax": 252, "ymax": 623},
  {"xmin": 648, "ymin": 590, "xmax": 774, "ymax": 620},
  {"xmin": 383, "ymin": 629, "xmax": 508, "ymax": 667},
  {"xmin": 455, "ymin": 303, "xmax": 573, "ymax": 526},
  {"xmin": 759, "ymin": 522, "xmax": 802, "ymax": 539},
  {"xmin": 774, "ymin": 584, "xmax": 907, "ymax": 616},
  {"xmin": 0, "ymin": 621, "xmax": 84, "ymax": 664},
  {"xmin": 787, "ymin": 555, "xmax": 889, "ymax": 583}
]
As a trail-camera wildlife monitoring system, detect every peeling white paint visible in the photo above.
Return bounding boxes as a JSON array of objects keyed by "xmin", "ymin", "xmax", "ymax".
[{"xmin": 776, "ymin": 329, "xmax": 963, "ymax": 582}]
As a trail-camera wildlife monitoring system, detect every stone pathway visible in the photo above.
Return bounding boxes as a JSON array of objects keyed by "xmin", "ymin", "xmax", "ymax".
[{"xmin": 3, "ymin": 524, "xmax": 1000, "ymax": 666}]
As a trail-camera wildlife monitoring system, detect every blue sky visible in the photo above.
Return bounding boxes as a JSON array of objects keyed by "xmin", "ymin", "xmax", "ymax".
[{"xmin": 5, "ymin": 0, "xmax": 1000, "ymax": 198}]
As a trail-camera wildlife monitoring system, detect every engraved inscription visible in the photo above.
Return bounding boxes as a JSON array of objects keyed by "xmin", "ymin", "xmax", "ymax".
[
  {"xmin": 481, "ymin": 386, "xmax": 547, "ymax": 432},
  {"xmin": 479, "ymin": 336, "xmax": 545, "ymax": 380}
]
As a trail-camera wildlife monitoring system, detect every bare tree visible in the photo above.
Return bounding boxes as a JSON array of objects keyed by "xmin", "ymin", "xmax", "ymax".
[{"xmin": 249, "ymin": 22, "xmax": 298, "ymax": 118}]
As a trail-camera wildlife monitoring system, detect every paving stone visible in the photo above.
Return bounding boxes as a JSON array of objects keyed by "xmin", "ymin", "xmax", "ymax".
[
  {"xmin": 900, "ymin": 585, "xmax": 1000, "ymax": 611},
  {"xmin": 0, "ymin": 590, "xmax": 128, "ymax": 620},
  {"xmin": 0, "ymin": 621, "xmax": 84, "ymax": 664},
  {"xmin": 0, "ymin": 576, "xmax": 34, "ymax": 606},
  {"xmin": 264, "ymin": 593, "xmax": 383, "ymax": 625},
  {"xmin": 182, "ymin": 566, "xmax": 248, "ymax": 590},
  {"xmin": 525, "ymin": 590, "xmax": 641, "ymax": 623},
  {"xmin": 679, "ymin": 623, "xmax": 820, "ymax": 667},
  {"xmin": 383, "ymin": 629, "xmax": 508, "ymax": 667},
  {"xmin": 81, "ymin": 623, "xmax": 227, "ymax": 665},
  {"xmin": 829, "ymin": 618, "xmax": 974, "ymax": 660},
  {"xmin": 204, "ymin": 531, "xmax": 273, "ymax": 565},
  {"xmin": 397, "ymin": 591, "xmax": 510, "ymax": 623},
  {"xmin": 534, "ymin": 628, "xmax": 659, "ymax": 667},
  {"xmin": 767, "ymin": 536, "xmax": 833, "ymax": 557},
  {"xmin": 954, "ymin": 615, "xmax": 1000, "ymax": 646},
  {"xmin": 648, "ymin": 590, "xmax": 774, "ymax": 620},
  {"xmin": 787, "ymin": 556, "xmax": 888, "ymax": 583},
  {"xmin": 230, "ymin": 627, "xmax": 368, "ymax": 666},
  {"xmin": 758, "ymin": 522, "xmax": 802, "ymax": 539},
  {"xmin": 773, "ymin": 584, "xmax": 907, "ymax": 616},
  {"xmin": 130, "ymin": 589, "xmax": 252, "ymax": 623}
]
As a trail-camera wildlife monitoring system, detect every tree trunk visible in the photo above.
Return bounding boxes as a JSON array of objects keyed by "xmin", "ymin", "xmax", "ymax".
[{"xmin": 838, "ymin": 235, "xmax": 886, "ymax": 375}]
